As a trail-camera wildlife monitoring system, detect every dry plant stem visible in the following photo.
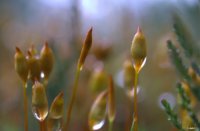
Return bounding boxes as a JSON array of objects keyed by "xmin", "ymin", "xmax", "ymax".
[
  {"xmin": 23, "ymin": 83, "xmax": 28, "ymax": 131},
  {"xmin": 109, "ymin": 120, "xmax": 113, "ymax": 131},
  {"xmin": 131, "ymin": 71, "xmax": 138, "ymax": 131},
  {"xmin": 64, "ymin": 68, "xmax": 81, "ymax": 131}
]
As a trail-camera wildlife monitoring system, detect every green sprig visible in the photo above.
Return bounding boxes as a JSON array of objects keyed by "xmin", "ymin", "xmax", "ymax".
[
  {"xmin": 167, "ymin": 40, "xmax": 190, "ymax": 81},
  {"xmin": 161, "ymin": 99, "xmax": 185, "ymax": 131},
  {"xmin": 176, "ymin": 82, "xmax": 200, "ymax": 130}
]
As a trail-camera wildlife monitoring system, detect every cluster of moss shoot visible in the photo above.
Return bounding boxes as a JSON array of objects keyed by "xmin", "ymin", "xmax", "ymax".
[{"xmin": 15, "ymin": 27, "xmax": 147, "ymax": 131}]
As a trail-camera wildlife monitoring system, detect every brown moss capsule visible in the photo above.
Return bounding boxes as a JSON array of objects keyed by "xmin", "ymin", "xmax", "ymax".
[
  {"xmin": 78, "ymin": 27, "xmax": 93, "ymax": 70},
  {"xmin": 32, "ymin": 80, "xmax": 48, "ymax": 121},
  {"xmin": 40, "ymin": 42, "xmax": 54, "ymax": 80},
  {"xmin": 88, "ymin": 90, "xmax": 108, "ymax": 130},
  {"xmin": 14, "ymin": 47, "xmax": 29, "ymax": 84},
  {"xmin": 108, "ymin": 75, "xmax": 115, "ymax": 122},
  {"xmin": 123, "ymin": 59, "xmax": 135, "ymax": 90},
  {"xmin": 89, "ymin": 68, "xmax": 108, "ymax": 93},
  {"xmin": 49, "ymin": 92, "xmax": 64, "ymax": 119},
  {"xmin": 131, "ymin": 27, "xmax": 147, "ymax": 73},
  {"xmin": 27, "ymin": 51, "xmax": 41, "ymax": 82}
]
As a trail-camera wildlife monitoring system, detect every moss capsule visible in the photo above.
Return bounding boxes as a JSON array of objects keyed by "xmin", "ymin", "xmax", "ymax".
[
  {"xmin": 49, "ymin": 92, "xmax": 64, "ymax": 119},
  {"xmin": 27, "ymin": 51, "xmax": 41, "ymax": 82},
  {"xmin": 88, "ymin": 91, "xmax": 108, "ymax": 131},
  {"xmin": 14, "ymin": 47, "xmax": 29, "ymax": 84},
  {"xmin": 78, "ymin": 27, "xmax": 93, "ymax": 70},
  {"xmin": 32, "ymin": 80, "xmax": 48, "ymax": 121},
  {"xmin": 40, "ymin": 42, "xmax": 54, "ymax": 80},
  {"xmin": 131, "ymin": 27, "xmax": 147, "ymax": 73},
  {"xmin": 89, "ymin": 68, "xmax": 108, "ymax": 93},
  {"xmin": 123, "ymin": 59, "xmax": 135, "ymax": 90}
]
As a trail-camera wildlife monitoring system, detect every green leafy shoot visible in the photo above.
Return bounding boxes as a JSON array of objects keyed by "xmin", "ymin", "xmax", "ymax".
[
  {"xmin": 161, "ymin": 99, "xmax": 185, "ymax": 131},
  {"xmin": 176, "ymin": 82, "xmax": 200, "ymax": 129}
]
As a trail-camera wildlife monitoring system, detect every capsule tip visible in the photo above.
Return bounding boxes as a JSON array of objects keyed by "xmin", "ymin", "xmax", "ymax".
[
  {"xmin": 88, "ymin": 27, "xmax": 93, "ymax": 37},
  {"xmin": 15, "ymin": 47, "xmax": 21, "ymax": 53},
  {"xmin": 59, "ymin": 91, "xmax": 64, "ymax": 97},
  {"xmin": 137, "ymin": 26, "xmax": 142, "ymax": 34},
  {"xmin": 45, "ymin": 41, "xmax": 49, "ymax": 48},
  {"xmin": 27, "ymin": 50, "xmax": 32, "ymax": 57}
]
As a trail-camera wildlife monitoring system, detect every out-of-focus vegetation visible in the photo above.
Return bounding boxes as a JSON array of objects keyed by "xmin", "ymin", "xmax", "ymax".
[
  {"xmin": 162, "ymin": 7, "xmax": 200, "ymax": 130},
  {"xmin": 1, "ymin": 0, "xmax": 200, "ymax": 131}
]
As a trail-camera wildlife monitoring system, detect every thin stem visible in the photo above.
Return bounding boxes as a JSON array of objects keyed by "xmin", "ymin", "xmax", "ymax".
[
  {"xmin": 131, "ymin": 71, "xmax": 138, "ymax": 131},
  {"xmin": 23, "ymin": 83, "xmax": 28, "ymax": 131},
  {"xmin": 64, "ymin": 68, "xmax": 81, "ymax": 131},
  {"xmin": 43, "ymin": 119, "xmax": 47, "ymax": 131},
  {"xmin": 40, "ymin": 120, "xmax": 45, "ymax": 131},
  {"xmin": 109, "ymin": 120, "xmax": 113, "ymax": 131}
]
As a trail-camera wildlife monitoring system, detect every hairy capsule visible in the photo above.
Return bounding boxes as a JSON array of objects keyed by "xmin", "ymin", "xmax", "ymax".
[
  {"xmin": 40, "ymin": 42, "xmax": 54, "ymax": 80},
  {"xmin": 49, "ymin": 92, "xmax": 64, "ymax": 119},
  {"xmin": 131, "ymin": 27, "xmax": 147, "ymax": 72},
  {"xmin": 78, "ymin": 27, "xmax": 93, "ymax": 70},
  {"xmin": 14, "ymin": 47, "xmax": 29, "ymax": 84},
  {"xmin": 32, "ymin": 80, "xmax": 48, "ymax": 121}
]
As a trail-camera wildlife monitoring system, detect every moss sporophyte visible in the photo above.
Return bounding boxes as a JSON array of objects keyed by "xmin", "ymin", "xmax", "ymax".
[
  {"xmin": 15, "ymin": 47, "xmax": 29, "ymax": 131},
  {"xmin": 14, "ymin": 27, "xmax": 148, "ymax": 131},
  {"xmin": 15, "ymin": 42, "xmax": 55, "ymax": 131},
  {"xmin": 64, "ymin": 27, "xmax": 93, "ymax": 131},
  {"xmin": 130, "ymin": 27, "xmax": 147, "ymax": 131}
]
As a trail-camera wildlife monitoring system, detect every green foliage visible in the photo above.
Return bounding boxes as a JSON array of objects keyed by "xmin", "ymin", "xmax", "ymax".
[
  {"xmin": 173, "ymin": 15, "xmax": 194, "ymax": 58},
  {"xmin": 176, "ymin": 83, "xmax": 200, "ymax": 129},
  {"xmin": 161, "ymin": 99, "xmax": 185, "ymax": 131},
  {"xmin": 163, "ymin": 10, "xmax": 200, "ymax": 131},
  {"xmin": 167, "ymin": 40, "xmax": 190, "ymax": 81}
]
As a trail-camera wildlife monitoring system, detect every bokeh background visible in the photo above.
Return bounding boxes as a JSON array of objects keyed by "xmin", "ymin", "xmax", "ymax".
[{"xmin": 1, "ymin": 0, "xmax": 200, "ymax": 131}]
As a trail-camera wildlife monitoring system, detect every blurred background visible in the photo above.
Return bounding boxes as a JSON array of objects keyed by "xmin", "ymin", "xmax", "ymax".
[{"xmin": 1, "ymin": 0, "xmax": 200, "ymax": 131}]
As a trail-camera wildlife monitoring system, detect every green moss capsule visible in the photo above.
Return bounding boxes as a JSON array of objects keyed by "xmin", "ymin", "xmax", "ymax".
[
  {"xmin": 89, "ymin": 68, "xmax": 108, "ymax": 93},
  {"xmin": 88, "ymin": 91, "xmax": 108, "ymax": 131},
  {"xmin": 123, "ymin": 59, "xmax": 135, "ymax": 90},
  {"xmin": 27, "ymin": 51, "xmax": 41, "ymax": 82},
  {"xmin": 131, "ymin": 27, "xmax": 147, "ymax": 73},
  {"xmin": 40, "ymin": 42, "xmax": 54, "ymax": 80},
  {"xmin": 32, "ymin": 80, "xmax": 48, "ymax": 121},
  {"xmin": 28, "ymin": 44, "xmax": 38, "ymax": 56},
  {"xmin": 14, "ymin": 47, "xmax": 29, "ymax": 84},
  {"xmin": 49, "ymin": 92, "xmax": 64, "ymax": 119}
]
